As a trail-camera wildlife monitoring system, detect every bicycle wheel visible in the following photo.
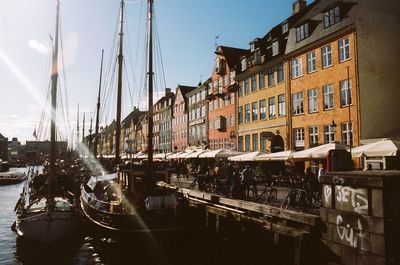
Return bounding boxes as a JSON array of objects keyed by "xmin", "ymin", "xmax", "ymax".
[
  {"xmin": 281, "ymin": 194, "xmax": 291, "ymax": 209},
  {"xmin": 267, "ymin": 188, "xmax": 278, "ymax": 204}
]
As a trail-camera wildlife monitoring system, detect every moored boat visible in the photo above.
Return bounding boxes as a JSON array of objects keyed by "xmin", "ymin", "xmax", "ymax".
[
  {"xmin": 14, "ymin": 0, "xmax": 80, "ymax": 244},
  {"xmin": 0, "ymin": 171, "xmax": 26, "ymax": 185},
  {"xmin": 80, "ymin": 0, "xmax": 188, "ymax": 235}
]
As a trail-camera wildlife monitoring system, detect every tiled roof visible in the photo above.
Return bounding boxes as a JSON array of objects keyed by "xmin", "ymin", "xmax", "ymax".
[{"xmin": 216, "ymin": 46, "xmax": 249, "ymax": 69}]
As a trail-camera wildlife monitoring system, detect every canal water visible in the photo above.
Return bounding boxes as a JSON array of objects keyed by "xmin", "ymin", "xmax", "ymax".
[{"xmin": 0, "ymin": 167, "xmax": 284, "ymax": 265}]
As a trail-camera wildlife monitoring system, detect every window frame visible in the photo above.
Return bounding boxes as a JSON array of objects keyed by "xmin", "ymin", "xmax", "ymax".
[
  {"xmin": 268, "ymin": 97, "xmax": 276, "ymax": 119},
  {"xmin": 340, "ymin": 79, "xmax": 352, "ymax": 107},
  {"xmin": 322, "ymin": 44, "xmax": 333, "ymax": 68},
  {"xmin": 278, "ymin": 94, "xmax": 285, "ymax": 116},
  {"xmin": 259, "ymin": 99, "xmax": 267, "ymax": 120},
  {"xmin": 291, "ymin": 57, "xmax": 303, "ymax": 79},
  {"xmin": 323, "ymin": 84, "xmax": 334, "ymax": 110},
  {"xmin": 308, "ymin": 88, "xmax": 318, "ymax": 113},
  {"xmin": 292, "ymin": 92, "xmax": 304, "ymax": 115},
  {"xmin": 338, "ymin": 37, "xmax": 350, "ymax": 62},
  {"xmin": 307, "ymin": 51, "xmax": 317, "ymax": 73}
]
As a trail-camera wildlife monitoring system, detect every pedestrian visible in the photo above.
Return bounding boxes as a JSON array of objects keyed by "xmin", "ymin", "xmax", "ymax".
[{"xmin": 318, "ymin": 162, "xmax": 327, "ymax": 182}]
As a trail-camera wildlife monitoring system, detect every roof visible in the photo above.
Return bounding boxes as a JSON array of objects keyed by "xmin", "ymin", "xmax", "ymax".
[
  {"xmin": 0, "ymin": 133, "xmax": 7, "ymax": 141},
  {"xmin": 215, "ymin": 46, "xmax": 249, "ymax": 69},
  {"xmin": 177, "ymin": 85, "xmax": 196, "ymax": 98},
  {"xmin": 121, "ymin": 107, "xmax": 146, "ymax": 129},
  {"xmin": 285, "ymin": 0, "xmax": 357, "ymax": 55}
]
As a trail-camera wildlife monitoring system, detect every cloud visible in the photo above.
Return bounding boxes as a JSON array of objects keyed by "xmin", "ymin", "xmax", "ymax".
[{"xmin": 28, "ymin": 39, "xmax": 51, "ymax": 55}]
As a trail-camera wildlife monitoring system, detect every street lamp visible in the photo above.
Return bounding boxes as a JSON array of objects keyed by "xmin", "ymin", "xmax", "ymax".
[{"xmin": 330, "ymin": 120, "xmax": 337, "ymax": 143}]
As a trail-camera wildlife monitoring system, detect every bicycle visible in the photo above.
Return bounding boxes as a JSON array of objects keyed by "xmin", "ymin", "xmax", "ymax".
[
  {"xmin": 258, "ymin": 181, "xmax": 278, "ymax": 205},
  {"xmin": 280, "ymin": 178, "xmax": 314, "ymax": 210}
]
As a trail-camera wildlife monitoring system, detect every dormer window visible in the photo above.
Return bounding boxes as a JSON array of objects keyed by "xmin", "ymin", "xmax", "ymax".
[
  {"xmin": 250, "ymin": 42, "xmax": 255, "ymax": 52},
  {"xmin": 241, "ymin": 58, "xmax": 247, "ymax": 71},
  {"xmin": 296, "ymin": 23, "xmax": 309, "ymax": 42},
  {"xmin": 254, "ymin": 49, "xmax": 261, "ymax": 64},
  {"xmin": 282, "ymin": 23, "xmax": 289, "ymax": 34},
  {"xmin": 272, "ymin": 41, "xmax": 279, "ymax": 56},
  {"xmin": 324, "ymin": 6, "xmax": 341, "ymax": 28},
  {"xmin": 215, "ymin": 58, "xmax": 225, "ymax": 74}
]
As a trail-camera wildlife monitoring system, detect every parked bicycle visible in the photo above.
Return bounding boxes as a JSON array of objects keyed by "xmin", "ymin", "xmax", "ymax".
[{"xmin": 258, "ymin": 180, "xmax": 278, "ymax": 205}]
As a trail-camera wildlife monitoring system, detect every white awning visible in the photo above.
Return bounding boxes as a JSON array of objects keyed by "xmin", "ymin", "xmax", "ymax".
[
  {"xmin": 255, "ymin": 150, "xmax": 294, "ymax": 161},
  {"xmin": 185, "ymin": 149, "xmax": 208, "ymax": 158},
  {"xmin": 228, "ymin": 151, "xmax": 268, "ymax": 161},
  {"xmin": 351, "ymin": 139, "xmax": 400, "ymax": 157},
  {"xmin": 198, "ymin": 149, "xmax": 244, "ymax": 158},
  {"xmin": 291, "ymin": 143, "xmax": 348, "ymax": 160}
]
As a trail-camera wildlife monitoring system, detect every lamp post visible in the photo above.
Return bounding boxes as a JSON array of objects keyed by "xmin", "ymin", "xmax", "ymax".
[
  {"xmin": 330, "ymin": 120, "xmax": 337, "ymax": 143},
  {"xmin": 346, "ymin": 66, "xmax": 352, "ymax": 153}
]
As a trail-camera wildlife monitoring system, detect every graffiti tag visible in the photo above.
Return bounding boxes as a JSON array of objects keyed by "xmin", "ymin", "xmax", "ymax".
[
  {"xmin": 336, "ymin": 186, "xmax": 368, "ymax": 214},
  {"xmin": 336, "ymin": 214, "xmax": 367, "ymax": 248}
]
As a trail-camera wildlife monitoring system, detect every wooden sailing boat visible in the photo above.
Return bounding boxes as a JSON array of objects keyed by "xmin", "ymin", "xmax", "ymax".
[
  {"xmin": 14, "ymin": 0, "xmax": 80, "ymax": 243},
  {"xmin": 80, "ymin": 0, "xmax": 187, "ymax": 234}
]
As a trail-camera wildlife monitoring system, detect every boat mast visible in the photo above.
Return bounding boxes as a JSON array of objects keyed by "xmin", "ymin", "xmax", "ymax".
[
  {"xmin": 82, "ymin": 112, "xmax": 85, "ymax": 143},
  {"xmin": 76, "ymin": 103, "xmax": 79, "ymax": 148},
  {"xmin": 115, "ymin": 0, "xmax": 124, "ymax": 164},
  {"xmin": 93, "ymin": 49, "xmax": 104, "ymax": 158},
  {"xmin": 147, "ymin": 0, "xmax": 154, "ymax": 174},
  {"xmin": 49, "ymin": 0, "xmax": 60, "ymax": 205}
]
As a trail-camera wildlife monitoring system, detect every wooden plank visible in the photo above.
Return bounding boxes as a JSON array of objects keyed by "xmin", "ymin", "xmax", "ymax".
[{"xmin": 180, "ymin": 188, "xmax": 319, "ymax": 226}]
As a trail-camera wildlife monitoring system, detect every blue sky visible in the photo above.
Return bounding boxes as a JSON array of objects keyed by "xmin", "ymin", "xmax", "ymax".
[{"xmin": 0, "ymin": 0, "xmax": 304, "ymax": 143}]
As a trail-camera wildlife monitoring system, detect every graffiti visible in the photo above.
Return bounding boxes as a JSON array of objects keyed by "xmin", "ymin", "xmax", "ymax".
[
  {"xmin": 332, "ymin": 175, "xmax": 344, "ymax": 185},
  {"xmin": 336, "ymin": 214, "xmax": 367, "ymax": 248},
  {"xmin": 336, "ymin": 186, "xmax": 368, "ymax": 214},
  {"xmin": 324, "ymin": 185, "xmax": 332, "ymax": 203}
]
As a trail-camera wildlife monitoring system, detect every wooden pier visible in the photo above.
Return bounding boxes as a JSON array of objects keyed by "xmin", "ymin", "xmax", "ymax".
[{"xmin": 160, "ymin": 170, "xmax": 400, "ymax": 265}]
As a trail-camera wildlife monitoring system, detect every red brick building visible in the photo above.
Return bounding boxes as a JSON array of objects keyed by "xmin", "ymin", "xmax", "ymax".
[{"xmin": 208, "ymin": 46, "xmax": 247, "ymax": 150}]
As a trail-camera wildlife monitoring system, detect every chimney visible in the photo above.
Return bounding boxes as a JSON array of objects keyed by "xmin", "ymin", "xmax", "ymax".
[
  {"xmin": 165, "ymin": 88, "xmax": 171, "ymax": 96},
  {"xmin": 292, "ymin": 0, "xmax": 307, "ymax": 15}
]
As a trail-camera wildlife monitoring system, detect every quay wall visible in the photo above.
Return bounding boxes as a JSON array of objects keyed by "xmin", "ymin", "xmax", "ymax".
[{"xmin": 320, "ymin": 171, "xmax": 400, "ymax": 265}]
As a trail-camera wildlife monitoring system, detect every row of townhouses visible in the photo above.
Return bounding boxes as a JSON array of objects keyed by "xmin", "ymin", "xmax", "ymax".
[{"xmin": 89, "ymin": 0, "xmax": 400, "ymax": 157}]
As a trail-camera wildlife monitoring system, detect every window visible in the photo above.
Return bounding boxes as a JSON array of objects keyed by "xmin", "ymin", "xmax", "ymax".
[
  {"xmin": 259, "ymin": 71, "xmax": 265, "ymax": 89},
  {"xmin": 268, "ymin": 67, "xmax": 275, "ymax": 87},
  {"xmin": 251, "ymin": 75, "xmax": 257, "ymax": 92},
  {"xmin": 209, "ymin": 101, "xmax": 213, "ymax": 112},
  {"xmin": 340, "ymin": 79, "xmax": 352, "ymax": 107},
  {"xmin": 252, "ymin": 134, "xmax": 258, "ymax": 151},
  {"xmin": 272, "ymin": 41, "xmax": 279, "ymax": 56},
  {"xmin": 324, "ymin": 6, "xmax": 340, "ymax": 28},
  {"xmin": 238, "ymin": 136, "xmax": 243, "ymax": 152},
  {"xmin": 278, "ymin": 94, "xmax": 285, "ymax": 116},
  {"xmin": 245, "ymin": 135, "xmax": 250, "ymax": 152},
  {"xmin": 341, "ymin": 122, "xmax": 353, "ymax": 146},
  {"xmin": 294, "ymin": 128, "xmax": 305, "ymax": 149},
  {"xmin": 323, "ymin": 84, "xmax": 334, "ymax": 110},
  {"xmin": 307, "ymin": 51, "xmax": 316, "ymax": 73},
  {"xmin": 238, "ymin": 81, "xmax": 243, "ymax": 97},
  {"xmin": 324, "ymin": 124, "xmax": 336, "ymax": 143},
  {"xmin": 230, "ymin": 70, "xmax": 235, "ymax": 85},
  {"xmin": 282, "ymin": 23, "xmax": 288, "ymax": 34},
  {"xmin": 244, "ymin": 78, "xmax": 250, "ymax": 95},
  {"xmin": 230, "ymin": 93, "xmax": 235, "ymax": 105},
  {"xmin": 230, "ymin": 114, "xmax": 235, "ymax": 127},
  {"xmin": 291, "ymin": 57, "xmax": 302, "ymax": 78},
  {"xmin": 309, "ymin": 126, "xmax": 319, "ymax": 147},
  {"xmin": 296, "ymin": 23, "xmax": 309, "ymax": 42},
  {"xmin": 308, "ymin": 88, "xmax": 318, "ymax": 113},
  {"xmin": 259, "ymin": 99, "xmax": 266, "ymax": 120},
  {"xmin": 245, "ymin": 104, "xmax": 250, "ymax": 123},
  {"xmin": 213, "ymin": 99, "xmax": 218, "ymax": 110},
  {"xmin": 252, "ymin": 102, "xmax": 258, "ymax": 121},
  {"xmin": 238, "ymin": 106, "xmax": 243, "ymax": 124},
  {"xmin": 268, "ymin": 97, "xmax": 276, "ymax": 118},
  {"xmin": 338, "ymin": 37, "xmax": 350, "ymax": 62},
  {"xmin": 292, "ymin": 92, "xmax": 304, "ymax": 115},
  {"xmin": 241, "ymin": 58, "xmax": 247, "ymax": 71},
  {"xmin": 322, "ymin": 45, "xmax": 332, "ymax": 68},
  {"xmin": 277, "ymin": 63, "xmax": 284, "ymax": 83},
  {"xmin": 260, "ymin": 133, "xmax": 267, "ymax": 152}
]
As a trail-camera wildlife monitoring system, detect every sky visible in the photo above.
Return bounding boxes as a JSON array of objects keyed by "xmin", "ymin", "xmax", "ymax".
[{"xmin": 0, "ymin": 0, "xmax": 303, "ymax": 144}]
